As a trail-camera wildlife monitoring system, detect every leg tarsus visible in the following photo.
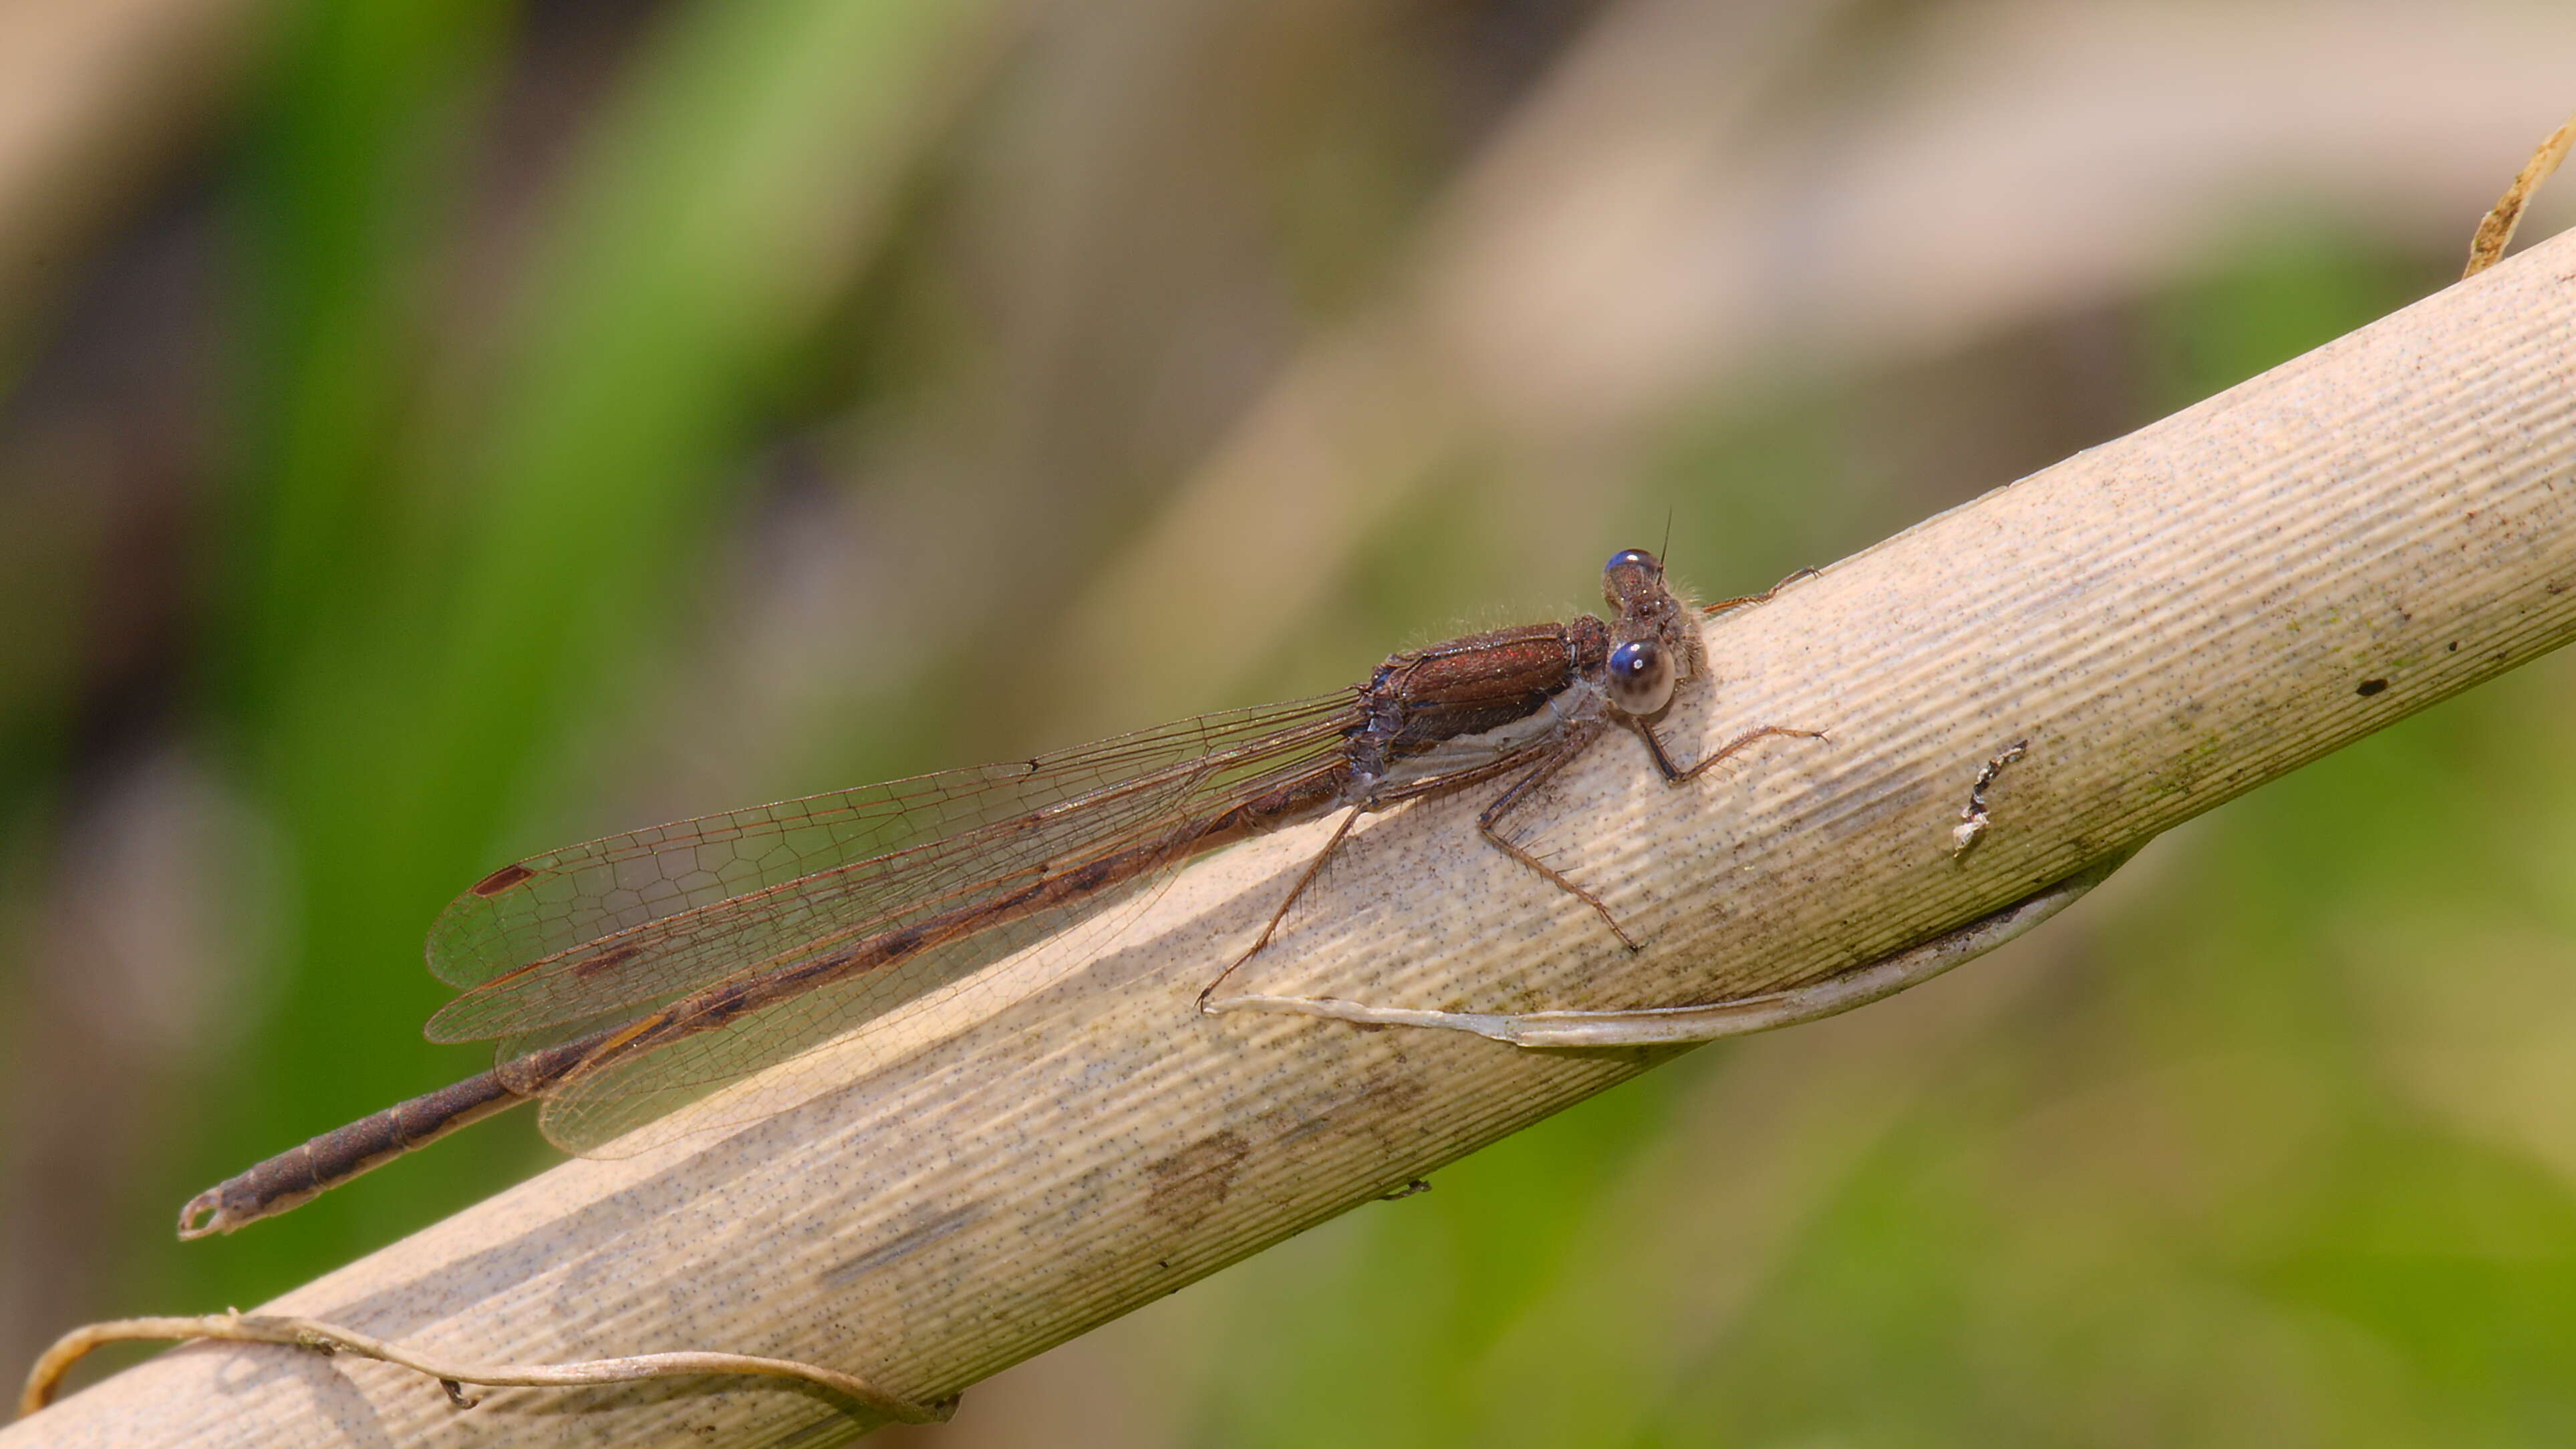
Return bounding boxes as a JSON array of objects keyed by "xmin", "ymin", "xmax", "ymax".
[
  {"xmin": 1637, "ymin": 720, "xmax": 1830, "ymax": 785},
  {"xmin": 1700, "ymin": 565, "xmax": 1819, "ymax": 617}
]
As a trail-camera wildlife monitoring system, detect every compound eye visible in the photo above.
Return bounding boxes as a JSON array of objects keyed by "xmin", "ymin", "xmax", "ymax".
[
  {"xmin": 1606, "ymin": 639, "xmax": 1674, "ymax": 716},
  {"xmin": 1603, "ymin": 548, "xmax": 1661, "ymax": 602}
]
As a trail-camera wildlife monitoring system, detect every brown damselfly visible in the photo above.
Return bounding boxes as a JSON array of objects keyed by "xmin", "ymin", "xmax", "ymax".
[{"xmin": 180, "ymin": 549, "xmax": 1820, "ymax": 1238}]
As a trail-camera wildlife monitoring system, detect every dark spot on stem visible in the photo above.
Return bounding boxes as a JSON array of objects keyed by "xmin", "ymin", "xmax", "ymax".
[
  {"xmin": 1145, "ymin": 1130, "xmax": 1252, "ymax": 1229},
  {"xmin": 821, "ymin": 1205, "xmax": 978, "ymax": 1284},
  {"xmin": 2356, "ymin": 678, "xmax": 2388, "ymax": 696}
]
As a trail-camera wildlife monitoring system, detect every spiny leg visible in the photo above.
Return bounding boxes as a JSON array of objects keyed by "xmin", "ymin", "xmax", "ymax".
[
  {"xmin": 1485, "ymin": 721, "xmax": 1830, "ymax": 948},
  {"xmin": 1206, "ymin": 676, "xmax": 1826, "ymax": 1024},
  {"xmin": 1473, "ymin": 719, "xmax": 1638, "ymax": 948},
  {"xmin": 1632, "ymin": 720, "xmax": 1828, "ymax": 784},
  {"xmin": 1196, "ymin": 804, "xmax": 1365, "ymax": 1011},
  {"xmin": 1700, "ymin": 566, "xmax": 1819, "ymax": 617}
]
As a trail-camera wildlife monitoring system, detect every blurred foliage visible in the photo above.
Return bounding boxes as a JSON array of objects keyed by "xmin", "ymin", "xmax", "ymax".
[
  {"xmin": 206, "ymin": 0, "xmax": 982, "ymax": 1289},
  {"xmin": 3, "ymin": 0, "xmax": 2575, "ymax": 1444}
]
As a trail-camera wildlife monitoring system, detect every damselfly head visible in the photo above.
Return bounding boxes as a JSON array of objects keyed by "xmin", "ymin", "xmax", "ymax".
[{"xmin": 1598, "ymin": 547, "xmax": 1701, "ymax": 717}]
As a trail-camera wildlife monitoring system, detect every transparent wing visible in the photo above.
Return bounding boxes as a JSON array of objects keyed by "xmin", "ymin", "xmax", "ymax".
[
  {"xmin": 420, "ymin": 693, "xmax": 1358, "ymax": 1152},
  {"xmin": 533, "ymin": 842, "xmax": 1183, "ymax": 1157}
]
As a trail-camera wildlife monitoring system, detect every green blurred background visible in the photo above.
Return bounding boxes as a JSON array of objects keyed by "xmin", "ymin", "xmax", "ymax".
[{"xmin": 4, "ymin": 1, "xmax": 2576, "ymax": 1443}]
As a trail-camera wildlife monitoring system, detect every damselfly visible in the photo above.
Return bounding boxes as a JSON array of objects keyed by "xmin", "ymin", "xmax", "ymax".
[{"xmin": 180, "ymin": 549, "xmax": 1820, "ymax": 1237}]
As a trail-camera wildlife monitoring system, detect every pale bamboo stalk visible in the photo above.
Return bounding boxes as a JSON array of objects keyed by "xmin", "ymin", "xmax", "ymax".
[{"xmin": 13, "ymin": 231, "xmax": 2576, "ymax": 1446}]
